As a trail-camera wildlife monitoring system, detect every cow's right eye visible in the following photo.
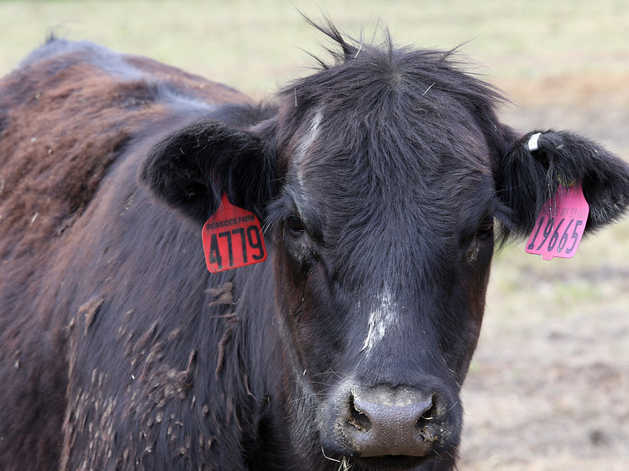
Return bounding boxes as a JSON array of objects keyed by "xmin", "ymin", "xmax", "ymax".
[
  {"xmin": 476, "ymin": 216, "xmax": 494, "ymax": 241},
  {"xmin": 286, "ymin": 214, "xmax": 305, "ymax": 236}
]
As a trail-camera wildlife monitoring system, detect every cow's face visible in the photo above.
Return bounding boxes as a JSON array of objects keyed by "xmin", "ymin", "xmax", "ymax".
[
  {"xmin": 142, "ymin": 26, "xmax": 629, "ymax": 471},
  {"xmin": 268, "ymin": 94, "xmax": 499, "ymax": 466}
]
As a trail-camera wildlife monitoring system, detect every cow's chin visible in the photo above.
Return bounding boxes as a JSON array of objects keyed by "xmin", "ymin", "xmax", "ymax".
[
  {"xmin": 319, "ymin": 452, "xmax": 455, "ymax": 471},
  {"xmin": 351, "ymin": 455, "xmax": 432, "ymax": 471}
]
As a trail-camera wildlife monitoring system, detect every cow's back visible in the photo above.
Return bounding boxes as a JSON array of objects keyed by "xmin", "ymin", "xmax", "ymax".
[{"xmin": 0, "ymin": 38, "xmax": 255, "ymax": 470}]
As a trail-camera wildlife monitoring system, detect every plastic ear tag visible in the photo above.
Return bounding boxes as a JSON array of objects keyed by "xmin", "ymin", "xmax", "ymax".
[
  {"xmin": 202, "ymin": 194, "xmax": 267, "ymax": 273},
  {"xmin": 525, "ymin": 185, "xmax": 589, "ymax": 261}
]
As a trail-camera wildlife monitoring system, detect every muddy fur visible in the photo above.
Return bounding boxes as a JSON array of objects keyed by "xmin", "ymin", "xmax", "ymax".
[{"xmin": 0, "ymin": 37, "xmax": 252, "ymax": 471}]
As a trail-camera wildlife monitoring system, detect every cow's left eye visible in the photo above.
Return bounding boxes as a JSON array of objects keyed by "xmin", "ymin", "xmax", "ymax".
[{"xmin": 286, "ymin": 214, "xmax": 305, "ymax": 236}]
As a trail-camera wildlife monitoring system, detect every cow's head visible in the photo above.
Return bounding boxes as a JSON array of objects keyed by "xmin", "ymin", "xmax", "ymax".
[{"xmin": 141, "ymin": 22, "xmax": 629, "ymax": 470}]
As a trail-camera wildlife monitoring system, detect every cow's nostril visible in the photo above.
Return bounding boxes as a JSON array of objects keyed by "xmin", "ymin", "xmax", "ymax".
[
  {"xmin": 348, "ymin": 394, "xmax": 371, "ymax": 432},
  {"xmin": 416, "ymin": 399, "xmax": 437, "ymax": 439},
  {"xmin": 416, "ymin": 396, "xmax": 435, "ymax": 422}
]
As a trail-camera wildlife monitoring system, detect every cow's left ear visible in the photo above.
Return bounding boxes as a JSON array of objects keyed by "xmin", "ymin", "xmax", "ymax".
[
  {"xmin": 140, "ymin": 120, "xmax": 277, "ymax": 225},
  {"xmin": 495, "ymin": 130, "xmax": 629, "ymax": 238}
]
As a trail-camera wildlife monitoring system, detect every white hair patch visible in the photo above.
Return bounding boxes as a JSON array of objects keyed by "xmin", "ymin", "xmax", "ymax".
[
  {"xmin": 294, "ymin": 108, "xmax": 324, "ymax": 188},
  {"xmin": 361, "ymin": 288, "xmax": 398, "ymax": 353}
]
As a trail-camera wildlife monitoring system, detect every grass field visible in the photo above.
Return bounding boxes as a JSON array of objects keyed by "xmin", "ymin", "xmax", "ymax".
[{"xmin": 1, "ymin": 1, "xmax": 628, "ymax": 469}]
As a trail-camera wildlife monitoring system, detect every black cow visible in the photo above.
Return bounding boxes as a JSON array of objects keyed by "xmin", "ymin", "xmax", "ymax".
[{"xmin": 1, "ymin": 22, "xmax": 628, "ymax": 471}]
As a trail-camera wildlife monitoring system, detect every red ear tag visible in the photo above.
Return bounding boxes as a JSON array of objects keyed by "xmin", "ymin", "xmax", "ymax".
[
  {"xmin": 202, "ymin": 194, "xmax": 267, "ymax": 273},
  {"xmin": 525, "ymin": 184, "xmax": 589, "ymax": 261}
]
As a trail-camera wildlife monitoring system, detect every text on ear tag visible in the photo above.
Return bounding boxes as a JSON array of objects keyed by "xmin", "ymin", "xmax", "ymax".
[
  {"xmin": 202, "ymin": 194, "xmax": 267, "ymax": 273},
  {"xmin": 525, "ymin": 185, "xmax": 589, "ymax": 261}
]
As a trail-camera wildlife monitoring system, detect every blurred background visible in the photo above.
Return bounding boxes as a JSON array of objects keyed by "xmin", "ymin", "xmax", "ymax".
[{"xmin": 1, "ymin": 1, "xmax": 627, "ymax": 469}]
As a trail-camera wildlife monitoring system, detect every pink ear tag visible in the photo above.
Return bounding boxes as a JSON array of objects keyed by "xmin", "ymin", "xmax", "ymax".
[
  {"xmin": 525, "ymin": 185, "xmax": 589, "ymax": 261},
  {"xmin": 202, "ymin": 194, "xmax": 267, "ymax": 273}
]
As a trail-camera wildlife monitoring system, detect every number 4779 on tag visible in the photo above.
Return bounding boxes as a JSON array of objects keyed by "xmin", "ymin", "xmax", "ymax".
[{"xmin": 202, "ymin": 194, "xmax": 267, "ymax": 273}]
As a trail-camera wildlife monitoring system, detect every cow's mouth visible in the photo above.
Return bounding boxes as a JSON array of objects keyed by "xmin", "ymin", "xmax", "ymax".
[{"xmin": 351, "ymin": 455, "xmax": 431, "ymax": 470}]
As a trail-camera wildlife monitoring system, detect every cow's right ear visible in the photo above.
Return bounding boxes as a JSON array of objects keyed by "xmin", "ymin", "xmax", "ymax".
[{"xmin": 140, "ymin": 121, "xmax": 277, "ymax": 225}]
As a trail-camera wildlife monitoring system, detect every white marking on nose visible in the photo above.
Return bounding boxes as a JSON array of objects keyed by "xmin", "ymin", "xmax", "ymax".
[{"xmin": 361, "ymin": 288, "xmax": 398, "ymax": 353}]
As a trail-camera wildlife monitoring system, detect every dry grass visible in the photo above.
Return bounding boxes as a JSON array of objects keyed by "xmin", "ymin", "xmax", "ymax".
[{"xmin": 1, "ymin": 0, "xmax": 628, "ymax": 96}]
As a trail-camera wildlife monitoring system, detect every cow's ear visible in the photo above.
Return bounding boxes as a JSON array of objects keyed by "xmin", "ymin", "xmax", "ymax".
[
  {"xmin": 140, "ymin": 121, "xmax": 277, "ymax": 225},
  {"xmin": 496, "ymin": 130, "xmax": 629, "ymax": 238}
]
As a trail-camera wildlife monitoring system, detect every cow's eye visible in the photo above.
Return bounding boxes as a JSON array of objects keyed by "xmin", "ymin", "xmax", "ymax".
[
  {"xmin": 476, "ymin": 216, "xmax": 494, "ymax": 240},
  {"xmin": 286, "ymin": 214, "xmax": 305, "ymax": 236}
]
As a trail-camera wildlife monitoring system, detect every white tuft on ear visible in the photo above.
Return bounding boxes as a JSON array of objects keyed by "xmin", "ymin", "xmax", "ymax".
[{"xmin": 527, "ymin": 132, "xmax": 542, "ymax": 152}]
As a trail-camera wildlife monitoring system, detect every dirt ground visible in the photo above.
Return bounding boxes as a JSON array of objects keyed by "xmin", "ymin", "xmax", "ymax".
[{"xmin": 459, "ymin": 72, "xmax": 629, "ymax": 471}]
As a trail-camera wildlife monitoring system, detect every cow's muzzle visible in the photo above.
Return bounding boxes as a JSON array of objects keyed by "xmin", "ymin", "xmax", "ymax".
[{"xmin": 321, "ymin": 380, "xmax": 460, "ymax": 460}]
